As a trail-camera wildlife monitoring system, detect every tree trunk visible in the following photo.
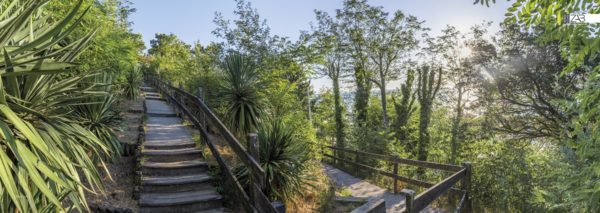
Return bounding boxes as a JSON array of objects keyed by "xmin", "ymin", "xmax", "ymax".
[
  {"xmin": 450, "ymin": 86, "xmax": 463, "ymax": 164},
  {"xmin": 354, "ymin": 65, "xmax": 371, "ymax": 128},
  {"xmin": 416, "ymin": 65, "xmax": 441, "ymax": 169},
  {"xmin": 380, "ymin": 78, "xmax": 388, "ymax": 129},
  {"xmin": 417, "ymin": 101, "xmax": 431, "ymax": 162},
  {"xmin": 307, "ymin": 80, "xmax": 312, "ymax": 123},
  {"xmin": 394, "ymin": 69, "xmax": 415, "ymax": 156},
  {"xmin": 333, "ymin": 76, "xmax": 345, "ymax": 150}
]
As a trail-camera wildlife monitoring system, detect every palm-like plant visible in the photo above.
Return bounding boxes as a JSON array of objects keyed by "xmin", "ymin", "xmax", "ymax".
[
  {"xmin": 123, "ymin": 65, "xmax": 142, "ymax": 99},
  {"xmin": 218, "ymin": 53, "xmax": 264, "ymax": 134},
  {"xmin": 71, "ymin": 74, "xmax": 123, "ymax": 160},
  {"xmin": 234, "ymin": 119, "xmax": 310, "ymax": 202},
  {"xmin": 0, "ymin": 0, "xmax": 115, "ymax": 212}
]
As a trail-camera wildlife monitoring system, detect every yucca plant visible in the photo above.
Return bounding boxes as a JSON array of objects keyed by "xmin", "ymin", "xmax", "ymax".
[
  {"xmin": 123, "ymin": 65, "xmax": 142, "ymax": 99},
  {"xmin": 71, "ymin": 74, "xmax": 123, "ymax": 160},
  {"xmin": 234, "ymin": 118, "xmax": 310, "ymax": 202},
  {"xmin": 218, "ymin": 53, "xmax": 264, "ymax": 134},
  {"xmin": 0, "ymin": 0, "xmax": 114, "ymax": 212}
]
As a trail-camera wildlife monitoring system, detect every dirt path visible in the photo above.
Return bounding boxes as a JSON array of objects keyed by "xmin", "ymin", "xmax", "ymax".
[{"xmin": 85, "ymin": 96, "xmax": 143, "ymax": 212}]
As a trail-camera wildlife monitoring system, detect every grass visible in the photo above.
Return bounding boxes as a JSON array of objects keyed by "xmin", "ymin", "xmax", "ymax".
[
  {"xmin": 336, "ymin": 187, "xmax": 353, "ymax": 197},
  {"xmin": 284, "ymin": 161, "xmax": 332, "ymax": 213}
]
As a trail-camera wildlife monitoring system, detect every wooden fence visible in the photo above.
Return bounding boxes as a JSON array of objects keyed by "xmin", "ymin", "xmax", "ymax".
[
  {"xmin": 321, "ymin": 145, "xmax": 471, "ymax": 213},
  {"xmin": 149, "ymin": 77, "xmax": 279, "ymax": 213}
]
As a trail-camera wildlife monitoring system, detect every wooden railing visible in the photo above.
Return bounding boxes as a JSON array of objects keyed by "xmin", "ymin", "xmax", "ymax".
[
  {"xmin": 148, "ymin": 77, "xmax": 279, "ymax": 213},
  {"xmin": 321, "ymin": 145, "xmax": 471, "ymax": 213}
]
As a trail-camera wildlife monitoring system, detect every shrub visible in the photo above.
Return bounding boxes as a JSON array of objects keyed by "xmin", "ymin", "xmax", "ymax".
[{"xmin": 235, "ymin": 119, "xmax": 310, "ymax": 202}]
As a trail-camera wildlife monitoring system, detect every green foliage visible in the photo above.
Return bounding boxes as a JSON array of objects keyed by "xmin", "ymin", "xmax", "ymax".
[
  {"xmin": 392, "ymin": 68, "xmax": 417, "ymax": 155},
  {"xmin": 212, "ymin": 0, "xmax": 280, "ymax": 63},
  {"xmin": 312, "ymin": 89, "xmax": 337, "ymax": 145},
  {"xmin": 123, "ymin": 65, "xmax": 142, "ymax": 99},
  {"xmin": 184, "ymin": 42, "xmax": 221, "ymax": 94},
  {"xmin": 500, "ymin": 1, "xmax": 600, "ymax": 210},
  {"xmin": 148, "ymin": 33, "xmax": 192, "ymax": 84},
  {"xmin": 234, "ymin": 118, "xmax": 310, "ymax": 202},
  {"xmin": 218, "ymin": 53, "xmax": 264, "ymax": 134},
  {"xmin": 566, "ymin": 72, "xmax": 600, "ymax": 211},
  {"xmin": 71, "ymin": 75, "xmax": 124, "ymax": 160},
  {"xmin": 467, "ymin": 139, "xmax": 546, "ymax": 212},
  {"xmin": 0, "ymin": 0, "xmax": 117, "ymax": 211},
  {"xmin": 132, "ymin": 0, "xmax": 599, "ymax": 211},
  {"xmin": 416, "ymin": 65, "xmax": 442, "ymax": 162},
  {"xmin": 44, "ymin": 0, "xmax": 144, "ymax": 79}
]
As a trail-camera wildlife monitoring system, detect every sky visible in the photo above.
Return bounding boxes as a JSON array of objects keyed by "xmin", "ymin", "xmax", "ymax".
[{"xmin": 129, "ymin": 0, "xmax": 512, "ymax": 90}]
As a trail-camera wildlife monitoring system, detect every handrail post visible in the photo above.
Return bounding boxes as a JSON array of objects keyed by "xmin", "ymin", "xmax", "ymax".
[
  {"xmin": 247, "ymin": 133, "xmax": 264, "ymax": 209},
  {"xmin": 333, "ymin": 148, "xmax": 337, "ymax": 166},
  {"xmin": 178, "ymin": 84, "xmax": 185, "ymax": 118},
  {"xmin": 400, "ymin": 189, "xmax": 415, "ymax": 213},
  {"xmin": 196, "ymin": 87, "xmax": 207, "ymax": 132},
  {"xmin": 393, "ymin": 157, "xmax": 399, "ymax": 194},
  {"xmin": 354, "ymin": 149, "xmax": 359, "ymax": 176},
  {"xmin": 461, "ymin": 162, "xmax": 472, "ymax": 213}
]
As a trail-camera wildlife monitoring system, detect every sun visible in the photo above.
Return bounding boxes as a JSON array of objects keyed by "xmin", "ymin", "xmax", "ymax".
[{"xmin": 459, "ymin": 47, "xmax": 472, "ymax": 58}]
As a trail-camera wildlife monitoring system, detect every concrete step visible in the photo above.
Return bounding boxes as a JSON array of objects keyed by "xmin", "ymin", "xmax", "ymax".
[
  {"xmin": 145, "ymin": 96, "xmax": 167, "ymax": 101},
  {"xmin": 143, "ymin": 148, "xmax": 203, "ymax": 162},
  {"xmin": 147, "ymin": 112, "xmax": 177, "ymax": 117},
  {"xmin": 145, "ymin": 99, "xmax": 177, "ymax": 117},
  {"xmin": 144, "ymin": 141, "xmax": 197, "ymax": 150},
  {"xmin": 139, "ymin": 190, "xmax": 222, "ymax": 213},
  {"xmin": 141, "ymin": 160, "xmax": 208, "ymax": 176},
  {"xmin": 195, "ymin": 207, "xmax": 227, "ymax": 213},
  {"xmin": 140, "ymin": 86, "xmax": 158, "ymax": 92},
  {"xmin": 141, "ymin": 174, "xmax": 214, "ymax": 193},
  {"xmin": 144, "ymin": 92, "xmax": 161, "ymax": 97}
]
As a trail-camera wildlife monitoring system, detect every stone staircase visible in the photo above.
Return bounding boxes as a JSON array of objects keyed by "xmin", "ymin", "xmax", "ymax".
[{"xmin": 139, "ymin": 86, "xmax": 224, "ymax": 213}]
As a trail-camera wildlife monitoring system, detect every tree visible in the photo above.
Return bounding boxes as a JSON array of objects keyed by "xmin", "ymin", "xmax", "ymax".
[
  {"xmin": 392, "ymin": 68, "xmax": 417, "ymax": 155},
  {"xmin": 185, "ymin": 41, "xmax": 222, "ymax": 93},
  {"xmin": 437, "ymin": 24, "xmax": 497, "ymax": 164},
  {"xmin": 311, "ymin": 10, "xmax": 347, "ymax": 149},
  {"xmin": 337, "ymin": 0, "xmax": 373, "ymax": 129},
  {"xmin": 416, "ymin": 65, "xmax": 442, "ymax": 163},
  {"xmin": 45, "ymin": 0, "xmax": 145, "ymax": 78},
  {"xmin": 147, "ymin": 33, "xmax": 192, "ymax": 84},
  {"xmin": 213, "ymin": 0, "xmax": 279, "ymax": 64},
  {"xmin": 367, "ymin": 10, "xmax": 422, "ymax": 129},
  {"xmin": 489, "ymin": 26, "xmax": 582, "ymax": 141},
  {"xmin": 477, "ymin": 0, "xmax": 599, "ymax": 209}
]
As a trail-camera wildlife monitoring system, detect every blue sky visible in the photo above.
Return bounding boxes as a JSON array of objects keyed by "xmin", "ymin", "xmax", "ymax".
[{"xmin": 129, "ymin": 0, "xmax": 512, "ymax": 89}]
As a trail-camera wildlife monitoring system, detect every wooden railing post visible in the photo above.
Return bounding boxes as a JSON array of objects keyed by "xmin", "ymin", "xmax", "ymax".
[
  {"xmin": 354, "ymin": 149, "xmax": 359, "ymax": 175},
  {"xmin": 196, "ymin": 87, "xmax": 203, "ymax": 100},
  {"xmin": 401, "ymin": 189, "xmax": 415, "ymax": 213},
  {"xmin": 393, "ymin": 157, "xmax": 399, "ymax": 194},
  {"xmin": 178, "ymin": 84, "xmax": 185, "ymax": 118},
  {"xmin": 196, "ymin": 87, "xmax": 207, "ymax": 131},
  {"xmin": 461, "ymin": 162, "xmax": 472, "ymax": 213},
  {"xmin": 247, "ymin": 133, "xmax": 264, "ymax": 208},
  {"xmin": 333, "ymin": 148, "xmax": 337, "ymax": 166}
]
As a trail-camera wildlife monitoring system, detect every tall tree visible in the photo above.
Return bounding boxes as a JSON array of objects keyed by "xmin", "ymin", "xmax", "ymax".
[
  {"xmin": 212, "ymin": 0, "xmax": 279, "ymax": 64},
  {"xmin": 367, "ymin": 10, "xmax": 422, "ymax": 129},
  {"xmin": 489, "ymin": 26, "xmax": 583, "ymax": 141},
  {"xmin": 392, "ymin": 68, "xmax": 417, "ymax": 155},
  {"xmin": 311, "ymin": 10, "xmax": 347, "ymax": 149},
  {"xmin": 147, "ymin": 33, "xmax": 192, "ymax": 84},
  {"xmin": 416, "ymin": 64, "xmax": 442, "ymax": 163},
  {"xmin": 337, "ymin": 0, "xmax": 373, "ymax": 129},
  {"xmin": 438, "ymin": 24, "xmax": 496, "ymax": 164}
]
